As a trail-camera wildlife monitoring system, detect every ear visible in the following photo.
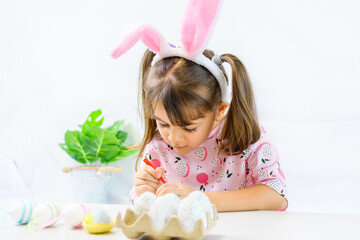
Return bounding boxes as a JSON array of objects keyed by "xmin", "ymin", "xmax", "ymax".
[
  {"xmin": 180, "ymin": 0, "xmax": 222, "ymax": 56},
  {"xmin": 112, "ymin": 24, "xmax": 170, "ymax": 58},
  {"xmin": 215, "ymin": 102, "xmax": 229, "ymax": 122}
]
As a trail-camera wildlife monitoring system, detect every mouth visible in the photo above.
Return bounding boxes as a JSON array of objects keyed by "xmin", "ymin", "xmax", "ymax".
[{"xmin": 174, "ymin": 146, "xmax": 187, "ymax": 149}]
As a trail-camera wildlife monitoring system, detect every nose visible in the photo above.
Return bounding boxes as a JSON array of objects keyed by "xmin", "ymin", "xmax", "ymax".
[{"xmin": 167, "ymin": 127, "xmax": 184, "ymax": 146}]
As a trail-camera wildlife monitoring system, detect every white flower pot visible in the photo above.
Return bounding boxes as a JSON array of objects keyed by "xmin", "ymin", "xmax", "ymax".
[{"xmin": 71, "ymin": 169, "xmax": 112, "ymax": 204}]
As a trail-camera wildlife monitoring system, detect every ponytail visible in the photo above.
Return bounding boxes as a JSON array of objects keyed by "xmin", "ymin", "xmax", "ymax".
[
  {"xmin": 220, "ymin": 54, "xmax": 261, "ymax": 155},
  {"xmin": 135, "ymin": 49, "xmax": 157, "ymax": 171}
]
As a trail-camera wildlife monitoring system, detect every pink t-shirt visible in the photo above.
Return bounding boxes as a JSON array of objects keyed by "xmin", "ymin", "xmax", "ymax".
[{"xmin": 130, "ymin": 121, "xmax": 288, "ymax": 210}]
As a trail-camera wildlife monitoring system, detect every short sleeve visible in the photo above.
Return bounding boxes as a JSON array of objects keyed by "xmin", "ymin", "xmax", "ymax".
[{"xmin": 247, "ymin": 141, "xmax": 287, "ymax": 201}]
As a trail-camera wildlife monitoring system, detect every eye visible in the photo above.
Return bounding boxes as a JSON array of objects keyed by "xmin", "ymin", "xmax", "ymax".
[
  {"xmin": 184, "ymin": 127, "xmax": 196, "ymax": 133},
  {"xmin": 158, "ymin": 123, "xmax": 169, "ymax": 128}
]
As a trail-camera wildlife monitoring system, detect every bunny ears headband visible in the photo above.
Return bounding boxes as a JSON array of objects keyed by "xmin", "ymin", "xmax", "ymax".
[{"xmin": 111, "ymin": 0, "xmax": 229, "ymax": 103}]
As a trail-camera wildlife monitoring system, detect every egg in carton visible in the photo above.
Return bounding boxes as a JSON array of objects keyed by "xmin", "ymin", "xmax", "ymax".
[{"xmin": 115, "ymin": 191, "xmax": 218, "ymax": 240}]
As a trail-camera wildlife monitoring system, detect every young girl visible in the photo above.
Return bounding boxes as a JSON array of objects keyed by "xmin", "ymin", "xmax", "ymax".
[
  {"xmin": 112, "ymin": 0, "xmax": 287, "ymax": 212},
  {"xmin": 131, "ymin": 49, "xmax": 288, "ymax": 212}
]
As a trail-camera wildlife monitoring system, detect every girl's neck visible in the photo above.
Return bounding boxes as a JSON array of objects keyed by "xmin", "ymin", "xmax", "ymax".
[{"xmin": 207, "ymin": 117, "xmax": 225, "ymax": 140}]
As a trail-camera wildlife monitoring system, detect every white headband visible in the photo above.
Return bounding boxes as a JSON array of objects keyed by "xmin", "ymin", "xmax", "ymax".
[
  {"xmin": 111, "ymin": 0, "xmax": 230, "ymax": 102},
  {"xmin": 152, "ymin": 48, "xmax": 228, "ymax": 102}
]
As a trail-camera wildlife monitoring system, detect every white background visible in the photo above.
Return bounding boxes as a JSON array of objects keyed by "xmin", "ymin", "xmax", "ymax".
[{"xmin": 0, "ymin": 0, "xmax": 359, "ymax": 214}]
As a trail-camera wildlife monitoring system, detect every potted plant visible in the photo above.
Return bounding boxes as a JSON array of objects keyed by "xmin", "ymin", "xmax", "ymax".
[{"xmin": 60, "ymin": 109, "xmax": 138, "ymax": 203}]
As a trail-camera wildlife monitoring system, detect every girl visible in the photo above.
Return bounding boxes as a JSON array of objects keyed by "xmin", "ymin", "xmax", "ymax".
[
  {"xmin": 131, "ymin": 49, "xmax": 288, "ymax": 212},
  {"xmin": 111, "ymin": 0, "xmax": 287, "ymax": 211}
]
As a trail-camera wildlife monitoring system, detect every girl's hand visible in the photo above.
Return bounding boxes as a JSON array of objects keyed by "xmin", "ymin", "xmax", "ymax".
[
  {"xmin": 133, "ymin": 165, "xmax": 165, "ymax": 197},
  {"xmin": 156, "ymin": 183, "xmax": 195, "ymax": 199}
]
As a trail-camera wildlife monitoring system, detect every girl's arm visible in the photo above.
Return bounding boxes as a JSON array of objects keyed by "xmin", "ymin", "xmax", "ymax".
[{"xmin": 205, "ymin": 184, "xmax": 287, "ymax": 212}]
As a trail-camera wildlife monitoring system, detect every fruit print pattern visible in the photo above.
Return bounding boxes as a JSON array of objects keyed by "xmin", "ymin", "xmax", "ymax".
[
  {"xmin": 160, "ymin": 145, "xmax": 173, "ymax": 157},
  {"xmin": 194, "ymin": 144, "xmax": 207, "ymax": 161},
  {"xmin": 216, "ymin": 170, "xmax": 224, "ymax": 183},
  {"xmin": 241, "ymin": 149, "xmax": 252, "ymax": 160},
  {"xmin": 257, "ymin": 142, "xmax": 273, "ymax": 164},
  {"xmin": 174, "ymin": 157, "xmax": 190, "ymax": 177},
  {"xmin": 257, "ymin": 169, "xmax": 269, "ymax": 179},
  {"xmin": 216, "ymin": 169, "xmax": 233, "ymax": 183},
  {"xmin": 211, "ymin": 156, "xmax": 223, "ymax": 166},
  {"xmin": 238, "ymin": 180, "xmax": 246, "ymax": 189},
  {"xmin": 130, "ymin": 123, "xmax": 287, "ymax": 208},
  {"xmin": 197, "ymin": 173, "xmax": 209, "ymax": 191},
  {"xmin": 266, "ymin": 179, "xmax": 281, "ymax": 192},
  {"xmin": 259, "ymin": 143, "xmax": 272, "ymax": 157},
  {"xmin": 150, "ymin": 159, "xmax": 161, "ymax": 168},
  {"xmin": 159, "ymin": 148, "xmax": 169, "ymax": 157}
]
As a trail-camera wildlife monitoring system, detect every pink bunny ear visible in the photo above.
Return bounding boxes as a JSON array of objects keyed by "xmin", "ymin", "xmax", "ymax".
[
  {"xmin": 112, "ymin": 24, "xmax": 167, "ymax": 58},
  {"xmin": 180, "ymin": 0, "xmax": 222, "ymax": 56}
]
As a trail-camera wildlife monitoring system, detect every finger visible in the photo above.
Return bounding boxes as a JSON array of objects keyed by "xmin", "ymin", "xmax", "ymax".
[
  {"xmin": 135, "ymin": 185, "xmax": 157, "ymax": 197},
  {"xmin": 156, "ymin": 186, "xmax": 168, "ymax": 197},
  {"xmin": 155, "ymin": 167, "xmax": 165, "ymax": 178},
  {"xmin": 144, "ymin": 165, "xmax": 166, "ymax": 179},
  {"xmin": 134, "ymin": 172, "xmax": 158, "ymax": 185},
  {"xmin": 156, "ymin": 183, "xmax": 179, "ymax": 197},
  {"xmin": 135, "ymin": 168, "xmax": 159, "ymax": 184},
  {"xmin": 155, "ymin": 183, "xmax": 166, "ymax": 195},
  {"xmin": 134, "ymin": 177, "xmax": 159, "ymax": 189},
  {"xmin": 140, "ymin": 165, "xmax": 158, "ymax": 177},
  {"xmin": 155, "ymin": 167, "xmax": 165, "ymax": 179}
]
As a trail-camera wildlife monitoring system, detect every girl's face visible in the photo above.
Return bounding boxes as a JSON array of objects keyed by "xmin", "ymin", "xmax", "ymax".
[{"xmin": 153, "ymin": 101, "xmax": 227, "ymax": 155}]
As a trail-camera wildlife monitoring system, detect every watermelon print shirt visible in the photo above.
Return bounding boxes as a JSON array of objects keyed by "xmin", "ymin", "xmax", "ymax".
[{"xmin": 129, "ymin": 121, "xmax": 288, "ymax": 210}]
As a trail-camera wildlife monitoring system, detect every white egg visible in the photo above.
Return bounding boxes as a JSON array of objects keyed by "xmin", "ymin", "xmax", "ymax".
[
  {"xmin": 11, "ymin": 200, "xmax": 37, "ymax": 224},
  {"xmin": 149, "ymin": 193, "xmax": 180, "ymax": 230},
  {"xmin": 64, "ymin": 202, "xmax": 89, "ymax": 227},
  {"xmin": 178, "ymin": 195, "xmax": 208, "ymax": 232},
  {"xmin": 132, "ymin": 192, "xmax": 156, "ymax": 216},
  {"xmin": 186, "ymin": 191, "xmax": 214, "ymax": 219},
  {"xmin": 32, "ymin": 202, "xmax": 62, "ymax": 227}
]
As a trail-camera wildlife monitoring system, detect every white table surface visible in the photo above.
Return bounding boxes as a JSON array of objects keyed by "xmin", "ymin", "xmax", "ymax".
[{"xmin": 1, "ymin": 202, "xmax": 359, "ymax": 240}]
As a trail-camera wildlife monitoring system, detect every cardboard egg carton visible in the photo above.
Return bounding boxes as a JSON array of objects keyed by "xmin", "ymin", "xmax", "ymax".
[{"xmin": 115, "ymin": 205, "xmax": 218, "ymax": 240}]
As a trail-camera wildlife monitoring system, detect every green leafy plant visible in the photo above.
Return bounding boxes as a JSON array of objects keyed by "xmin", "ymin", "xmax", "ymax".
[{"xmin": 59, "ymin": 109, "xmax": 138, "ymax": 166}]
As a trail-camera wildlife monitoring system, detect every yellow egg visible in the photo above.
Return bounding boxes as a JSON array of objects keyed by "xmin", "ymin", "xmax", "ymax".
[{"xmin": 83, "ymin": 213, "xmax": 114, "ymax": 234}]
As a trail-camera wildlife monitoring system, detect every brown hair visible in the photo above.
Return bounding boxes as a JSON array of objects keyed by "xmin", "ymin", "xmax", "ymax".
[{"xmin": 135, "ymin": 49, "xmax": 260, "ymax": 170}]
